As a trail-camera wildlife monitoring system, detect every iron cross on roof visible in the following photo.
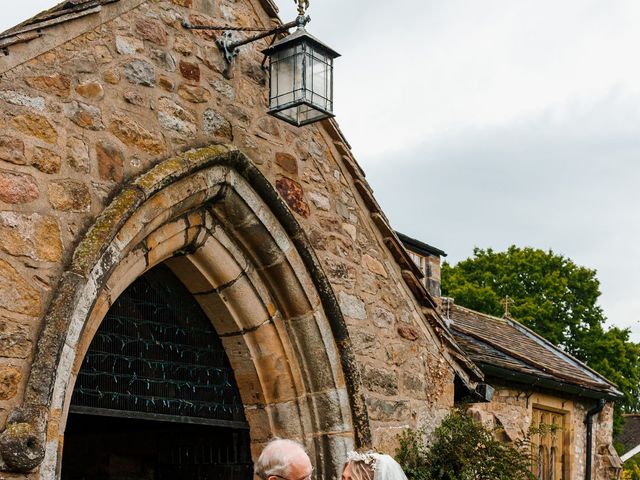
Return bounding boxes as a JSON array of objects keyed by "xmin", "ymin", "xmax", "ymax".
[{"xmin": 502, "ymin": 295, "xmax": 515, "ymax": 318}]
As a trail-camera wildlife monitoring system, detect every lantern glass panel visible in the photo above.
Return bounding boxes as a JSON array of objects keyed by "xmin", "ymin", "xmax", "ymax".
[{"xmin": 265, "ymin": 30, "xmax": 339, "ymax": 127}]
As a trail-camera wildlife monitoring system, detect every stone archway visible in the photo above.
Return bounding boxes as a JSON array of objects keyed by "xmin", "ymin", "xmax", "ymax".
[{"xmin": 0, "ymin": 145, "xmax": 370, "ymax": 479}]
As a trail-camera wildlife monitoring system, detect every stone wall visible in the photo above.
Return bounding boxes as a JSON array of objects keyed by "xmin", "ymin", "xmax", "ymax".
[
  {"xmin": 467, "ymin": 383, "xmax": 618, "ymax": 479},
  {"xmin": 0, "ymin": 0, "xmax": 463, "ymax": 476}
]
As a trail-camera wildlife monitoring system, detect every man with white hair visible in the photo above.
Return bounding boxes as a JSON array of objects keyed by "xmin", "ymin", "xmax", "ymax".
[{"xmin": 254, "ymin": 438, "xmax": 314, "ymax": 480}]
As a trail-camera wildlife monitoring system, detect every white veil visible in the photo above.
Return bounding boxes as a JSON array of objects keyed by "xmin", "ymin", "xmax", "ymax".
[
  {"xmin": 371, "ymin": 454, "xmax": 408, "ymax": 480},
  {"xmin": 345, "ymin": 452, "xmax": 408, "ymax": 480}
]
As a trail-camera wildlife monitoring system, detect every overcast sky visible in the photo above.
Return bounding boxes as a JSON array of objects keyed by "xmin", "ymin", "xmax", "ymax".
[{"xmin": 2, "ymin": 1, "xmax": 639, "ymax": 340}]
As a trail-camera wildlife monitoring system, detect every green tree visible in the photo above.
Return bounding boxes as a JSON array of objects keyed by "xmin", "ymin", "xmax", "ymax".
[{"xmin": 442, "ymin": 246, "xmax": 640, "ymax": 423}]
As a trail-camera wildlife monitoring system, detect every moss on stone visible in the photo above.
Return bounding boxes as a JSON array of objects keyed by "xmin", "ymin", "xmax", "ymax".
[
  {"xmin": 133, "ymin": 157, "xmax": 187, "ymax": 195},
  {"xmin": 2, "ymin": 422, "xmax": 31, "ymax": 438},
  {"xmin": 181, "ymin": 144, "xmax": 237, "ymax": 169},
  {"xmin": 0, "ymin": 421, "xmax": 44, "ymax": 472},
  {"xmin": 71, "ymin": 187, "xmax": 144, "ymax": 276},
  {"xmin": 70, "ymin": 146, "xmax": 239, "ymax": 277}
]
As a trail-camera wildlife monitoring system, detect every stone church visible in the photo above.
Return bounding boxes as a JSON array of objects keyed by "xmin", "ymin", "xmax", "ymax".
[{"xmin": 0, "ymin": 0, "xmax": 621, "ymax": 479}]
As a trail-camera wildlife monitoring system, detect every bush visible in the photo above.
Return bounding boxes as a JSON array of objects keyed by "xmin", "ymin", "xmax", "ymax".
[
  {"xmin": 396, "ymin": 410, "xmax": 535, "ymax": 480},
  {"xmin": 622, "ymin": 455, "xmax": 640, "ymax": 480}
]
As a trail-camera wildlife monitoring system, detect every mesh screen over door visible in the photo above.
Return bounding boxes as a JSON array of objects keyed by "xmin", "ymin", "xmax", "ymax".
[
  {"xmin": 71, "ymin": 265, "xmax": 246, "ymax": 426},
  {"xmin": 64, "ymin": 264, "xmax": 253, "ymax": 480}
]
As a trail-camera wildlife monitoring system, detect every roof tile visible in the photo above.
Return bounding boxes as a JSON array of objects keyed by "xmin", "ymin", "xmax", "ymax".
[{"xmin": 448, "ymin": 304, "xmax": 620, "ymax": 397}]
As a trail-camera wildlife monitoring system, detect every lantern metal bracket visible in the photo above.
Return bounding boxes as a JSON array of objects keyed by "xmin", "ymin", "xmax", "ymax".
[{"xmin": 182, "ymin": 15, "xmax": 310, "ymax": 65}]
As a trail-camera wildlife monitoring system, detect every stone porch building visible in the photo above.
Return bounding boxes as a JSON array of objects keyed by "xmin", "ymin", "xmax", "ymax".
[
  {"xmin": 401, "ymin": 233, "xmax": 623, "ymax": 480},
  {"xmin": 0, "ymin": 0, "xmax": 487, "ymax": 478}
]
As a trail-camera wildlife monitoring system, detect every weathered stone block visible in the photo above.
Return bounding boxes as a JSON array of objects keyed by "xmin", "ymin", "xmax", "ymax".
[
  {"xmin": 385, "ymin": 342, "xmax": 416, "ymax": 366},
  {"xmin": 0, "ymin": 260, "xmax": 41, "ymax": 316},
  {"xmin": 366, "ymin": 397, "xmax": 410, "ymax": 422},
  {"xmin": 67, "ymin": 136, "xmax": 89, "ymax": 172},
  {"xmin": 136, "ymin": 18, "xmax": 168, "ymax": 46},
  {"xmin": 0, "ymin": 171, "xmax": 38, "ymax": 204},
  {"xmin": 338, "ymin": 291, "xmax": 366, "ymax": 320},
  {"xmin": 308, "ymin": 191, "xmax": 330, "ymax": 211},
  {"xmin": 48, "ymin": 180, "xmax": 91, "ymax": 212},
  {"xmin": 64, "ymin": 101, "xmax": 104, "ymax": 130},
  {"xmin": 267, "ymin": 401, "xmax": 304, "ymax": 438},
  {"xmin": 150, "ymin": 48, "xmax": 177, "ymax": 72},
  {"xmin": 10, "ymin": 114, "xmax": 57, "ymax": 144},
  {"xmin": 124, "ymin": 90, "xmax": 146, "ymax": 106},
  {"xmin": 75, "ymin": 81, "xmax": 105, "ymax": 100},
  {"xmin": 0, "ymin": 366, "xmax": 21, "ymax": 400},
  {"xmin": 115, "ymin": 35, "xmax": 144, "ymax": 55},
  {"xmin": 177, "ymin": 84, "xmax": 210, "ymax": 103},
  {"xmin": 276, "ymin": 177, "xmax": 310, "ymax": 218},
  {"xmin": 203, "ymin": 109, "xmax": 232, "ymax": 139},
  {"xmin": 275, "ymin": 152, "xmax": 298, "ymax": 174},
  {"xmin": 94, "ymin": 44, "xmax": 113, "ymax": 64},
  {"xmin": 372, "ymin": 306, "xmax": 395, "ymax": 329},
  {"xmin": 110, "ymin": 117, "xmax": 165, "ymax": 154},
  {"xmin": 364, "ymin": 254, "xmax": 387, "ymax": 278},
  {"xmin": 0, "ymin": 136, "xmax": 25, "ymax": 165},
  {"xmin": 124, "ymin": 59, "xmax": 156, "ymax": 87},
  {"xmin": 157, "ymin": 97, "xmax": 197, "ymax": 137},
  {"xmin": 361, "ymin": 364, "xmax": 399, "ymax": 396},
  {"xmin": 398, "ymin": 324, "xmax": 420, "ymax": 341},
  {"xmin": 159, "ymin": 76, "xmax": 176, "ymax": 92},
  {"xmin": 209, "ymin": 79, "xmax": 235, "ymax": 99},
  {"xmin": 0, "ymin": 319, "xmax": 31, "ymax": 359},
  {"xmin": 342, "ymin": 222, "xmax": 357, "ymax": 241},
  {"xmin": 25, "ymin": 74, "xmax": 71, "ymax": 96},
  {"xmin": 0, "ymin": 421, "xmax": 45, "ymax": 472},
  {"xmin": 31, "ymin": 147, "xmax": 61, "ymax": 174},
  {"xmin": 103, "ymin": 69, "xmax": 121, "ymax": 84},
  {"xmin": 179, "ymin": 60, "xmax": 200, "ymax": 82},
  {"xmin": 402, "ymin": 372, "xmax": 427, "ymax": 397},
  {"xmin": 0, "ymin": 90, "xmax": 45, "ymax": 111},
  {"xmin": 0, "ymin": 212, "xmax": 63, "ymax": 262},
  {"xmin": 324, "ymin": 258, "xmax": 354, "ymax": 285},
  {"xmin": 257, "ymin": 116, "xmax": 281, "ymax": 137},
  {"xmin": 174, "ymin": 35, "xmax": 193, "ymax": 55},
  {"xmin": 64, "ymin": 56, "xmax": 97, "ymax": 74},
  {"xmin": 96, "ymin": 142, "xmax": 124, "ymax": 182},
  {"xmin": 242, "ymin": 62, "xmax": 267, "ymax": 85}
]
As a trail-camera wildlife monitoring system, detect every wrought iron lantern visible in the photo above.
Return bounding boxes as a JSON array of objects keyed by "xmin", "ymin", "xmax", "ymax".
[
  {"xmin": 183, "ymin": 0, "xmax": 339, "ymax": 128},
  {"xmin": 263, "ymin": 21, "xmax": 340, "ymax": 127}
]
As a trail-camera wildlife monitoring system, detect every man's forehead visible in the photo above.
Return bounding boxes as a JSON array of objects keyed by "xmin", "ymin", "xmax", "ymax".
[{"xmin": 288, "ymin": 450, "xmax": 313, "ymax": 474}]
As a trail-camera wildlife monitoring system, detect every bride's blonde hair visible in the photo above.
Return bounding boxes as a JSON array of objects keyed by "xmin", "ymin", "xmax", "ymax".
[
  {"xmin": 346, "ymin": 461, "xmax": 374, "ymax": 480},
  {"xmin": 345, "ymin": 450, "xmax": 377, "ymax": 480}
]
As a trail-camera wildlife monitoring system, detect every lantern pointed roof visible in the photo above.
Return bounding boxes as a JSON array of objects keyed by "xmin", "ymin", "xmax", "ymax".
[{"xmin": 263, "ymin": 27, "xmax": 340, "ymax": 58}]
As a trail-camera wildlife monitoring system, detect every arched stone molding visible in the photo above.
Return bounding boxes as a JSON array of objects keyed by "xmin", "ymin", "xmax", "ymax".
[{"xmin": 0, "ymin": 145, "xmax": 371, "ymax": 478}]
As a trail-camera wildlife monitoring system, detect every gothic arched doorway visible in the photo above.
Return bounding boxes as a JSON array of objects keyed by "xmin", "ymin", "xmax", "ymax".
[
  {"xmin": 61, "ymin": 265, "xmax": 253, "ymax": 480},
  {"xmin": 0, "ymin": 149, "xmax": 366, "ymax": 479}
]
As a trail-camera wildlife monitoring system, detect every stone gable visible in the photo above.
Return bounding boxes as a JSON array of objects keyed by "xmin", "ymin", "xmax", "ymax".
[{"xmin": 0, "ymin": 1, "xmax": 474, "ymax": 478}]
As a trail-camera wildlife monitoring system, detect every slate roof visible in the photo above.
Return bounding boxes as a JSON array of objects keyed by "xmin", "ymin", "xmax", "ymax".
[
  {"xmin": 0, "ymin": 0, "xmax": 280, "ymax": 45},
  {"xmin": 396, "ymin": 231, "xmax": 447, "ymax": 258},
  {"xmin": 618, "ymin": 415, "xmax": 640, "ymax": 454},
  {"xmin": 447, "ymin": 303, "xmax": 622, "ymax": 399},
  {"xmin": 0, "ymin": 0, "xmax": 120, "ymax": 43}
]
